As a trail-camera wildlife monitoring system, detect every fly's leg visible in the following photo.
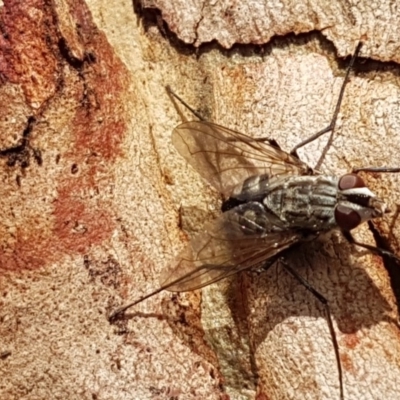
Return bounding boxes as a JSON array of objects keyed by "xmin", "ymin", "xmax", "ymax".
[
  {"xmin": 290, "ymin": 42, "xmax": 363, "ymax": 171},
  {"xmin": 353, "ymin": 167, "xmax": 400, "ymax": 173},
  {"xmin": 343, "ymin": 164, "xmax": 400, "ymax": 260},
  {"xmin": 109, "ymin": 285, "xmax": 167, "ymax": 322},
  {"xmin": 249, "ymin": 255, "xmax": 280, "ymax": 276},
  {"xmin": 231, "ymin": 42, "xmax": 362, "ymax": 164},
  {"xmin": 342, "ymin": 226, "xmax": 400, "ymax": 317},
  {"xmin": 342, "ymin": 229, "xmax": 400, "ymax": 261},
  {"xmin": 167, "ymin": 42, "xmax": 363, "ymax": 167},
  {"xmin": 166, "ymin": 85, "xmax": 282, "ymax": 149},
  {"xmin": 278, "ymin": 258, "xmax": 344, "ymax": 400},
  {"xmin": 166, "ymin": 85, "xmax": 206, "ymax": 121}
]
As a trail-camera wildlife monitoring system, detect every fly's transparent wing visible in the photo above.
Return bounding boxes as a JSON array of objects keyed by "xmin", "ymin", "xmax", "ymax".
[
  {"xmin": 172, "ymin": 121, "xmax": 311, "ymax": 197},
  {"xmin": 160, "ymin": 206, "xmax": 303, "ymax": 292}
]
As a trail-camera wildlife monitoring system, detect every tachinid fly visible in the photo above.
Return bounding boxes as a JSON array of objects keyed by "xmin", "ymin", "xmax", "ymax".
[{"xmin": 110, "ymin": 43, "xmax": 399, "ymax": 400}]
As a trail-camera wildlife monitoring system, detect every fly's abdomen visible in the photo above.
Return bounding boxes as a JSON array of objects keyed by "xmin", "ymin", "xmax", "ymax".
[
  {"xmin": 231, "ymin": 173, "xmax": 271, "ymax": 201},
  {"xmin": 222, "ymin": 174, "xmax": 271, "ymax": 212}
]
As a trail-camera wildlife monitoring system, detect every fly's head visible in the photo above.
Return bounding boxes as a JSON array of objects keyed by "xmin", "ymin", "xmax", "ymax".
[{"xmin": 335, "ymin": 173, "xmax": 388, "ymax": 231}]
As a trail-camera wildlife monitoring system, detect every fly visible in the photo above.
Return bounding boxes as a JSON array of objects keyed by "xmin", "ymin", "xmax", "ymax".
[{"xmin": 109, "ymin": 42, "xmax": 399, "ymax": 400}]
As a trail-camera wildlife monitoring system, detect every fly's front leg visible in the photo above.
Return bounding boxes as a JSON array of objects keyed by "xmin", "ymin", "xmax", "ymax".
[
  {"xmin": 342, "ymin": 229, "xmax": 400, "ymax": 262},
  {"xmin": 210, "ymin": 42, "xmax": 362, "ymax": 162},
  {"xmin": 353, "ymin": 167, "xmax": 400, "ymax": 173},
  {"xmin": 349, "ymin": 166, "xmax": 400, "ymax": 260}
]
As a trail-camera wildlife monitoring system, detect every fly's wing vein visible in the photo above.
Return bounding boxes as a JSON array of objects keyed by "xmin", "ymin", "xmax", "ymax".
[
  {"xmin": 172, "ymin": 121, "xmax": 310, "ymax": 197},
  {"xmin": 161, "ymin": 208, "xmax": 302, "ymax": 292}
]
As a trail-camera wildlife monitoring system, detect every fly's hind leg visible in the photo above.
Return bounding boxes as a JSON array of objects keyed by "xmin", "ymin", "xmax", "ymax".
[
  {"xmin": 277, "ymin": 258, "xmax": 344, "ymax": 400},
  {"xmin": 249, "ymin": 255, "xmax": 280, "ymax": 276}
]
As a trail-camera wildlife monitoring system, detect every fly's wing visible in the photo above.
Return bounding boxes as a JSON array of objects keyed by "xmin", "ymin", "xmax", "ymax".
[
  {"xmin": 160, "ymin": 206, "xmax": 303, "ymax": 292},
  {"xmin": 172, "ymin": 121, "xmax": 311, "ymax": 197}
]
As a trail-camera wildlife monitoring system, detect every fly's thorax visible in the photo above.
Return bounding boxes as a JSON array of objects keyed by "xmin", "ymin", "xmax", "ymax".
[
  {"xmin": 262, "ymin": 173, "xmax": 387, "ymax": 232},
  {"xmin": 263, "ymin": 175, "xmax": 339, "ymax": 231}
]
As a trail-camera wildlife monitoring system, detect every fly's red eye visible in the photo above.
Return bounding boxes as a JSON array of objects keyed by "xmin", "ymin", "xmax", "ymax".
[
  {"xmin": 338, "ymin": 174, "xmax": 365, "ymax": 190},
  {"xmin": 335, "ymin": 205, "xmax": 361, "ymax": 231}
]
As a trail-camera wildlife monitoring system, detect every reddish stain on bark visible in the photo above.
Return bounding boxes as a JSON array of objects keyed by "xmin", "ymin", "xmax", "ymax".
[
  {"xmin": 0, "ymin": 0, "xmax": 59, "ymax": 106},
  {"xmin": 0, "ymin": 233, "xmax": 54, "ymax": 271},
  {"xmin": 69, "ymin": 7, "xmax": 129, "ymax": 161},
  {"xmin": 0, "ymin": 1, "xmax": 129, "ymax": 271},
  {"xmin": 51, "ymin": 2, "xmax": 128, "ymax": 254},
  {"xmin": 343, "ymin": 333, "xmax": 360, "ymax": 350},
  {"xmin": 53, "ymin": 180, "xmax": 115, "ymax": 254},
  {"xmin": 341, "ymin": 352, "xmax": 355, "ymax": 374},
  {"xmin": 49, "ymin": 4, "xmax": 129, "ymax": 255},
  {"xmin": 256, "ymin": 392, "xmax": 270, "ymax": 400}
]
